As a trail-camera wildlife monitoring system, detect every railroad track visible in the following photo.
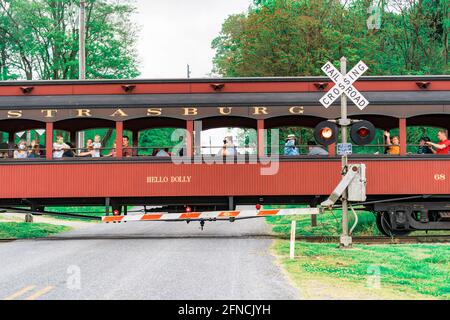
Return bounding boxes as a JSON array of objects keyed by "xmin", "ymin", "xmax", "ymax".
[{"xmin": 0, "ymin": 234, "xmax": 449, "ymax": 244}]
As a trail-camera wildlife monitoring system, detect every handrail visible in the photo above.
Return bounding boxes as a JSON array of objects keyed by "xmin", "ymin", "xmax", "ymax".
[{"xmin": 0, "ymin": 143, "xmax": 445, "ymax": 159}]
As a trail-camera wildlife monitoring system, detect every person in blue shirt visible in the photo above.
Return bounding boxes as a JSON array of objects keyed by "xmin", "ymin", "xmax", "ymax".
[{"xmin": 284, "ymin": 134, "xmax": 299, "ymax": 156}]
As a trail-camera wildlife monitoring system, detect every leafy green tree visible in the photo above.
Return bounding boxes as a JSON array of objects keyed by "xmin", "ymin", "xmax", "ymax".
[
  {"xmin": 212, "ymin": 0, "xmax": 449, "ymax": 76},
  {"xmin": 0, "ymin": 0, "xmax": 139, "ymax": 80}
]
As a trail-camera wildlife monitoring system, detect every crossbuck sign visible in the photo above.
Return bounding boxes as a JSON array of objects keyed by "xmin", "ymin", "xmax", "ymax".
[{"xmin": 319, "ymin": 61, "xmax": 369, "ymax": 110}]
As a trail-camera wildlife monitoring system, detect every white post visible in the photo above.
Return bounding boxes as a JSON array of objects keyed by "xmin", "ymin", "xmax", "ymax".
[{"xmin": 289, "ymin": 220, "xmax": 296, "ymax": 259}]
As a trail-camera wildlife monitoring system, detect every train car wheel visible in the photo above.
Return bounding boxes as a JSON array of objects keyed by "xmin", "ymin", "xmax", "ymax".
[{"xmin": 376, "ymin": 212, "xmax": 411, "ymax": 237}]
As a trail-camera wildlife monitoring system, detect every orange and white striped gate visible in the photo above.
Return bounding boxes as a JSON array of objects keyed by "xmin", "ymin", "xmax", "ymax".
[{"xmin": 102, "ymin": 207, "xmax": 321, "ymax": 223}]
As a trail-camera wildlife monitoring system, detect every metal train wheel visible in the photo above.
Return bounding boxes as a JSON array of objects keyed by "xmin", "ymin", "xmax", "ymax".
[{"xmin": 376, "ymin": 212, "xmax": 411, "ymax": 237}]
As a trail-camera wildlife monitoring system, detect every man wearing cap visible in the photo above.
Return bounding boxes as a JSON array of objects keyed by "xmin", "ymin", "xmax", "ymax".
[
  {"xmin": 284, "ymin": 134, "xmax": 299, "ymax": 156},
  {"xmin": 417, "ymin": 137, "xmax": 433, "ymax": 154}
]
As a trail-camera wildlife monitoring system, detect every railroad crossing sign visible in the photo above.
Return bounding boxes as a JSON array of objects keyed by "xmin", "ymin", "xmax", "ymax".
[{"xmin": 319, "ymin": 60, "xmax": 369, "ymax": 110}]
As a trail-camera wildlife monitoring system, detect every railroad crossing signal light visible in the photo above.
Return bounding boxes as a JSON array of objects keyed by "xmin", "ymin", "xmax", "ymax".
[
  {"xmin": 350, "ymin": 120, "xmax": 376, "ymax": 146},
  {"xmin": 314, "ymin": 121, "xmax": 338, "ymax": 146}
]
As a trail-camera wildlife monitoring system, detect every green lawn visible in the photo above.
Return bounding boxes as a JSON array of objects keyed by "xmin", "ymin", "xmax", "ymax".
[
  {"xmin": 45, "ymin": 206, "xmax": 106, "ymax": 217},
  {"xmin": 266, "ymin": 206, "xmax": 450, "ymax": 299},
  {"xmin": 274, "ymin": 240, "xmax": 450, "ymax": 299},
  {"xmin": 266, "ymin": 207, "xmax": 450, "ymax": 237},
  {"xmin": 266, "ymin": 207, "xmax": 381, "ymax": 237},
  {"xmin": 0, "ymin": 222, "xmax": 72, "ymax": 239}
]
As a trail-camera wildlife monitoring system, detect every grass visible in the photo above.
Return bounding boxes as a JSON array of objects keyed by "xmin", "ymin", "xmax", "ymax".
[
  {"xmin": 266, "ymin": 206, "xmax": 450, "ymax": 237},
  {"xmin": 0, "ymin": 222, "xmax": 72, "ymax": 239},
  {"xmin": 266, "ymin": 205, "xmax": 450, "ymax": 299},
  {"xmin": 266, "ymin": 207, "xmax": 382, "ymax": 237},
  {"xmin": 45, "ymin": 206, "xmax": 106, "ymax": 217},
  {"xmin": 274, "ymin": 240, "xmax": 450, "ymax": 299}
]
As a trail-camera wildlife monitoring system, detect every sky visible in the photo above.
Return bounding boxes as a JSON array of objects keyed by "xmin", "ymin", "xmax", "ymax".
[{"xmin": 133, "ymin": 0, "xmax": 252, "ymax": 79}]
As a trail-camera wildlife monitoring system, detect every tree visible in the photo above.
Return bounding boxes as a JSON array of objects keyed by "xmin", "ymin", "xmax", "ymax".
[
  {"xmin": 0, "ymin": 0, "xmax": 140, "ymax": 80},
  {"xmin": 212, "ymin": 0, "xmax": 449, "ymax": 76}
]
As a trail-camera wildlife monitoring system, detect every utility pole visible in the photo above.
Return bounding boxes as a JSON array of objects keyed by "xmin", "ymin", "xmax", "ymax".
[
  {"xmin": 187, "ymin": 64, "xmax": 191, "ymax": 78},
  {"xmin": 77, "ymin": 0, "xmax": 86, "ymax": 152},
  {"xmin": 339, "ymin": 56, "xmax": 351, "ymax": 248},
  {"xmin": 79, "ymin": 0, "xmax": 86, "ymax": 80}
]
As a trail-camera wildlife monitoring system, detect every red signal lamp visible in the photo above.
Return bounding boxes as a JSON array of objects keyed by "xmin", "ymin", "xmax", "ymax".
[
  {"xmin": 255, "ymin": 204, "xmax": 261, "ymax": 210},
  {"xmin": 350, "ymin": 120, "xmax": 376, "ymax": 146},
  {"xmin": 113, "ymin": 209, "xmax": 120, "ymax": 216},
  {"xmin": 357, "ymin": 127, "xmax": 370, "ymax": 138},
  {"xmin": 186, "ymin": 206, "xmax": 192, "ymax": 213}
]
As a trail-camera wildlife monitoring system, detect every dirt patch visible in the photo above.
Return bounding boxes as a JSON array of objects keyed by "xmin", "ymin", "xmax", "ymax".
[{"xmin": 296, "ymin": 276, "xmax": 433, "ymax": 300}]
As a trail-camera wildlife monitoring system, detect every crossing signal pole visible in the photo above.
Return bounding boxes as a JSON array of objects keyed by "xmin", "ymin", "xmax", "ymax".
[
  {"xmin": 319, "ymin": 57, "xmax": 371, "ymax": 248},
  {"xmin": 339, "ymin": 57, "xmax": 351, "ymax": 248}
]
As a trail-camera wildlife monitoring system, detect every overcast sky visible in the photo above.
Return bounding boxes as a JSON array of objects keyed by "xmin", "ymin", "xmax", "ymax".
[{"xmin": 133, "ymin": 0, "xmax": 251, "ymax": 79}]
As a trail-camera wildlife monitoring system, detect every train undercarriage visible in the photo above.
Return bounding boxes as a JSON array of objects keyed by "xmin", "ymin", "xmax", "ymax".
[
  {"xmin": 1, "ymin": 195, "xmax": 450, "ymax": 236},
  {"xmin": 371, "ymin": 201, "xmax": 450, "ymax": 236}
]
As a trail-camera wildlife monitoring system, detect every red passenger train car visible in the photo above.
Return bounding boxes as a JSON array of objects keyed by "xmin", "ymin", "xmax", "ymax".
[{"xmin": 0, "ymin": 75, "xmax": 449, "ymax": 235}]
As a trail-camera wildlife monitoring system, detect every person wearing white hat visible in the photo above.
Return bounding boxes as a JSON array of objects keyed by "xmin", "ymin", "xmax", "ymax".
[{"xmin": 284, "ymin": 134, "xmax": 299, "ymax": 156}]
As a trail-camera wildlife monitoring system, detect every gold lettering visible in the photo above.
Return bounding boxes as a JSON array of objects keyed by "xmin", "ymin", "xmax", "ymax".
[
  {"xmin": 147, "ymin": 108, "xmax": 162, "ymax": 116},
  {"xmin": 77, "ymin": 109, "xmax": 92, "ymax": 117},
  {"xmin": 41, "ymin": 109, "xmax": 58, "ymax": 118},
  {"xmin": 183, "ymin": 107, "xmax": 198, "ymax": 116},
  {"xmin": 253, "ymin": 107, "xmax": 268, "ymax": 115},
  {"xmin": 111, "ymin": 109, "xmax": 128, "ymax": 117},
  {"xmin": 7, "ymin": 110, "xmax": 22, "ymax": 118},
  {"xmin": 289, "ymin": 106, "xmax": 304, "ymax": 114},
  {"xmin": 218, "ymin": 107, "xmax": 232, "ymax": 115}
]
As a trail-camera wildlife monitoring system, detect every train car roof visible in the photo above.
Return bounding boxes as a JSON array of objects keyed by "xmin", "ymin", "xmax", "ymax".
[
  {"xmin": 0, "ymin": 75, "xmax": 448, "ymax": 123},
  {"xmin": 0, "ymin": 74, "xmax": 449, "ymax": 85}
]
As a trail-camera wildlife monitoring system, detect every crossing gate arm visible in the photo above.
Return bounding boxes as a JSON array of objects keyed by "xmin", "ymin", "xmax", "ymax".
[{"xmin": 102, "ymin": 207, "xmax": 321, "ymax": 224}]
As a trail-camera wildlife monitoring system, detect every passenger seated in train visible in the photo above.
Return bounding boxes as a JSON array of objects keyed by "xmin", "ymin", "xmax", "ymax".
[
  {"xmin": 28, "ymin": 140, "xmax": 43, "ymax": 158},
  {"xmin": 417, "ymin": 137, "xmax": 433, "ymax": 154},
  {"xmin": 307, "ymin": 140, "xmax": 328, "ymax": 156},
  {"xmin": 284, "ymin": 134, "xmax": 299, "ymax": 156},
  {"xmin": 104, "ymin": 143, "xmax": 116, "ymax": 157},
  {"xmin": 52, "ymin": 135, "xmax": 71, "ymax": 159},
  {"xmin": 13, "ymin": 139, "xmax": 28, "ymax": 159},
  {"xmin": 426, "ymin": 130, "xmax": 450, "ymax": 155},
  {"xmin": 122, "ymin": 136, "xmax": 133, "ymax": 157},
  {"xmin": 0, "ymin": 142, "xmax": 8, "ymax": 159},
  {"xmin": 63, "ymin": 142, "xmax": 76, "ymax": 157},
  {"xmin": 217, "ymin": 136, "xmax": 237, "ymax": 156},
  {"xmin": 78, "ymin": 139, "xmax": 94, "ymax": 157},
  {"xmin": 92, "ymin": 135, "xmax": 102, "ymax": 158},
  {"xmin": 384, "ymin": 131, "xmax": 400, "ymax": 155}
]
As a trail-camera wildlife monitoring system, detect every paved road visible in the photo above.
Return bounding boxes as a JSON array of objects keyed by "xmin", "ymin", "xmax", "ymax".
[{"xmin": 0, "ymin": 214, "xmax": 299, "ymax": 300}]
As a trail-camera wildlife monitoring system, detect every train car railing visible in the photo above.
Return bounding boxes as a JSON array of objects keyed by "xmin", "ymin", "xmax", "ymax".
[{"xmin": 0, "ymin": 144, "xmax": 447, "ymax": 161}]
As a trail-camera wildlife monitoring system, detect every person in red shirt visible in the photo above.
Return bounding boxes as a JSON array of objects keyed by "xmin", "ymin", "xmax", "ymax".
[
  {"xmin": 426, "ymin": 130, "xmax": 450, "ymax": 155},
  {"xmin": 122, "ymin": 136, "xmax": 133, "ymax": 157}
]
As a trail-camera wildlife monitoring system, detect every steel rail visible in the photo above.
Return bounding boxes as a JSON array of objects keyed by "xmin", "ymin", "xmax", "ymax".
[{"xmin": 1, "ymin": 234, "xmax": 449, "ymax": 244}]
